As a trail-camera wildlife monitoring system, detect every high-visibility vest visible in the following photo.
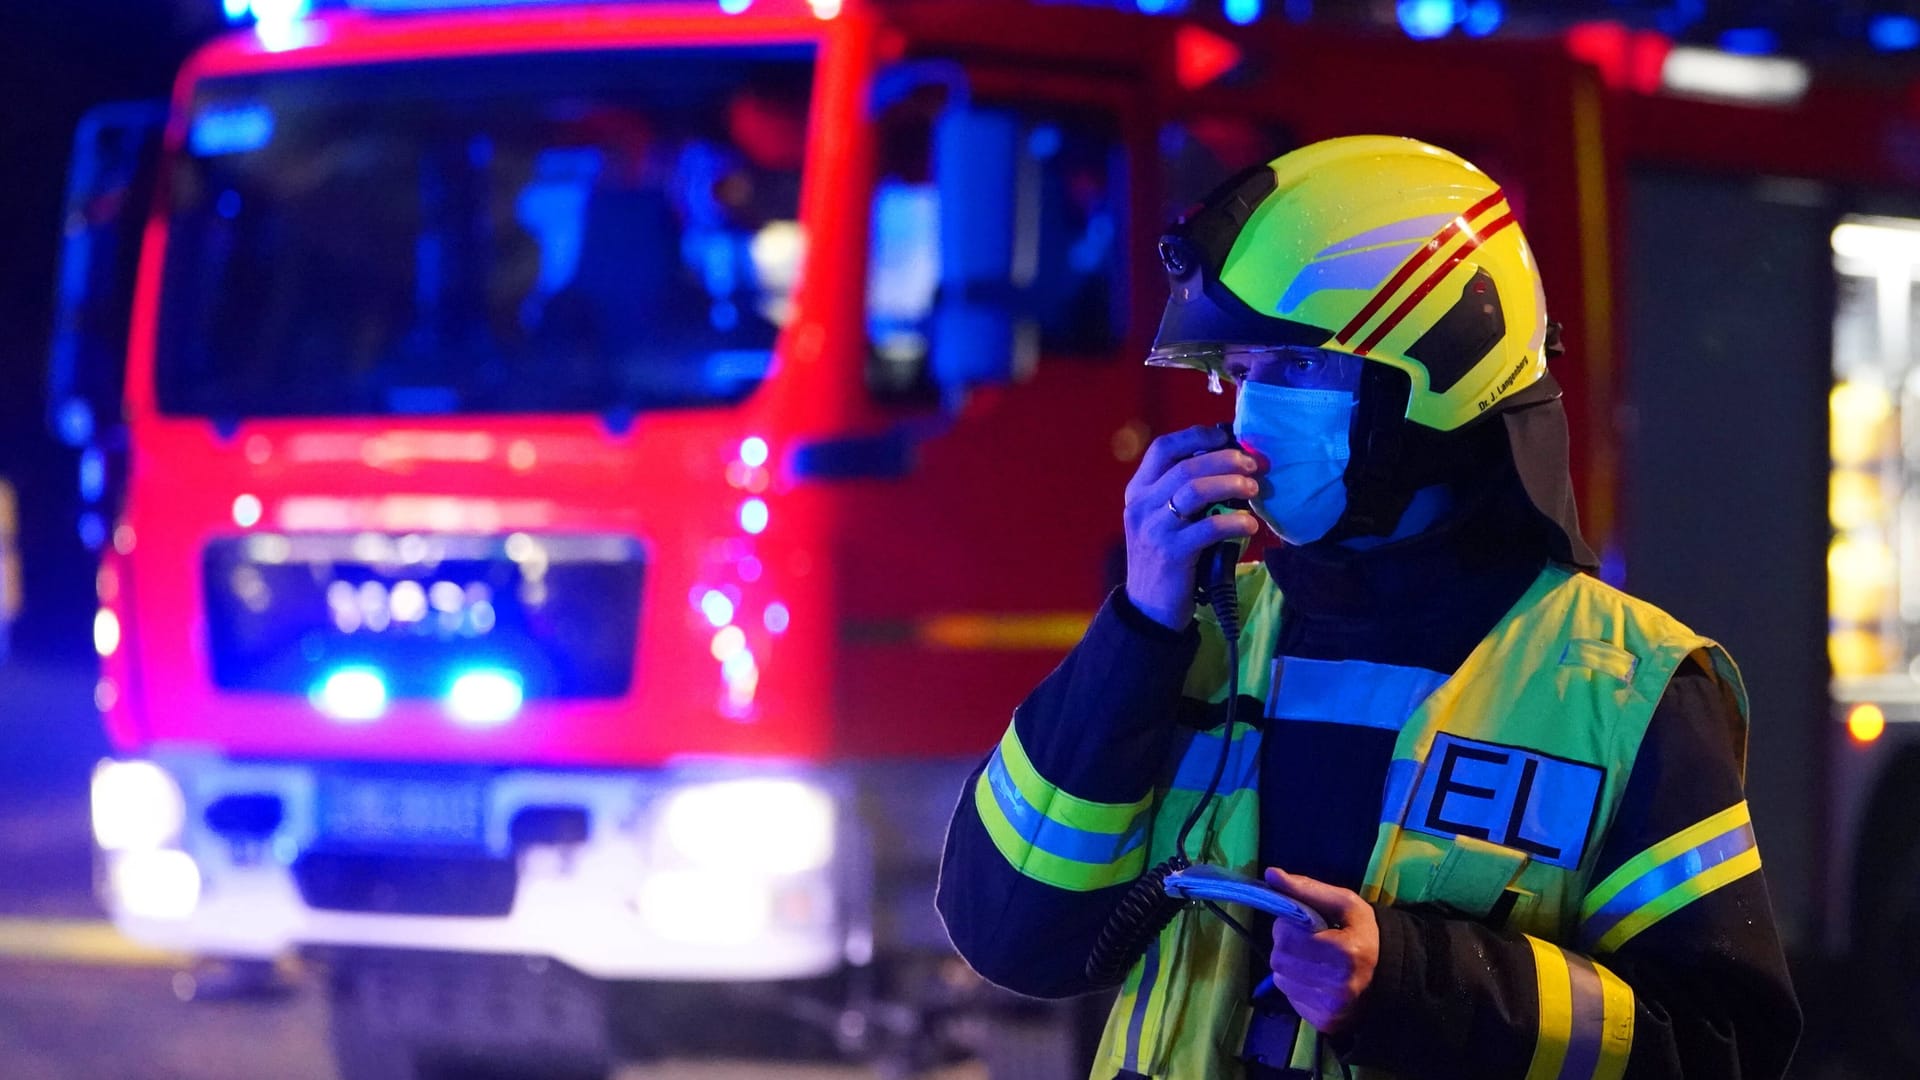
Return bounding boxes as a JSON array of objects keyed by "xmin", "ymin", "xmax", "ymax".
[{"xmin": 1091, "ymin": 563, "xmax": 1749, "ymax": 1080}]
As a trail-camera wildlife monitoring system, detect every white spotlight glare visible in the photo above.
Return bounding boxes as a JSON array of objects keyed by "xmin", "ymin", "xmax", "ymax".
[{"xmin": 91, "ymin": 761, "xmax": 185, "ymax": 851}]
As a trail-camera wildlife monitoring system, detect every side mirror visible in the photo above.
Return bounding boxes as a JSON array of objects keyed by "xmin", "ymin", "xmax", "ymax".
[
  {"xmin": 930, "ymin": 105, "xmax": 1034, "ymax": 397},
  {"xmin": 47, "ymin": 101, "xmax": 164, "ymax": 548}
]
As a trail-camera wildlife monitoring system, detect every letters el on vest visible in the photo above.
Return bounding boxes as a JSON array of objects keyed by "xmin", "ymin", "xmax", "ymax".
[{"xmin": 1092, "ymin": 564, "xmax": 1749, "ymax": 1080}]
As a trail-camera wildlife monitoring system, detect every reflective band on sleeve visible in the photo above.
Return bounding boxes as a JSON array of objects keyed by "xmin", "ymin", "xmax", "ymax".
[
  {"xmin": 981, "ymin": 748, "xmax": 1150, "ymax": 863},
  {"xmin": 993, "ymin": 725, "xmax": 1154, "ymax": 833},
  {"xmin": 1578, "ymin": 801, "xmax": 1762, "ymax": 954},
  {"xmin": 971, "ymin": 725, "xmax": 1153, "ymax": 892},
  {"xmin": 1524, "ymin": 936, "xmax": 1635, "ymax": 1080}
]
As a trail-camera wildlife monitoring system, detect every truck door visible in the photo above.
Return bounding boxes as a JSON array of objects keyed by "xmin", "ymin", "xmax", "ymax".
[
  {"xmin": 832, "ymin": 63, "xmax": 1146, "ymax": 757},
  {"xmin": 46, "ymin": 100, "xmax": 165, "ymax": 552}
]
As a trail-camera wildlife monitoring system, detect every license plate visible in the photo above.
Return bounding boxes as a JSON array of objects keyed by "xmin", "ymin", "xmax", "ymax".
[{"xmin": 318, "ymin": 775, "xmax": 486, "ymax": 847}]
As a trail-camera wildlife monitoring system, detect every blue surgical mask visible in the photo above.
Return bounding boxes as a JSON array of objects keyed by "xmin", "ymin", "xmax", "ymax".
[{"xmin": 1232, "ymin": 381, "xmax": 1355, "ymax": 545}]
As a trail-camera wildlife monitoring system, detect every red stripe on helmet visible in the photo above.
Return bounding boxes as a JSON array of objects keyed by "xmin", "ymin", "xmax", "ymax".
[
  {"xmin": 1354, "ymin": 211, "xmax": 1516, "ymax": 357},
  {"xmin": 1335, "ymin": 189, "xmax": 1507, "ymax": 345}
]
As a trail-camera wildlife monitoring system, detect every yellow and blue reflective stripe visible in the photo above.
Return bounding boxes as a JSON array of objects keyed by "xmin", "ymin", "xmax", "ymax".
[
  {"xmin": 1524, "ymin": 936, "xmax": 1635, "ymax": 1080},
  {"xmin": 1578, "ymin": 801, "xmax": 1760, "ymax": 954},
  {"xmin": 1169, "ymin": 725, "xmax": 1262, "ymax": 794},
  {"xmin": 1121, "ymin": 936, "xmax": 1163, "ymax": 1074},
  {"xmin": 1266, "ymin": 656, "xmax": 1447, "ymax": 731},
  {"xmin": 972, "ymin": 725, "xmax": 1152, "ymax": 892}
]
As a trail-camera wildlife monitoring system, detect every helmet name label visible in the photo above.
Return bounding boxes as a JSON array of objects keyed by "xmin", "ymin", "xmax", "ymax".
[{"xmin": 1478, "ymin": 353, "xmax": 1534, "ymax": 413}]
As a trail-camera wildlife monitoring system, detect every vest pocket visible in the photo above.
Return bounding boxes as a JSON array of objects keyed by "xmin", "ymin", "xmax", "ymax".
[
  {"xmin": 1425, "ymin": 834, "xmax": 1531, "ymax": 920},
  {"xmin": 1559, "ymin": 637, "xmax": 1639, "ymax": 682}
]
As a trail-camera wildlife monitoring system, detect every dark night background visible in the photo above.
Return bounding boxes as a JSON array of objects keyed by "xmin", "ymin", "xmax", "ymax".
[{"xmin": 0, "ymin": 0, "xmax": 211, "ymax": 665}]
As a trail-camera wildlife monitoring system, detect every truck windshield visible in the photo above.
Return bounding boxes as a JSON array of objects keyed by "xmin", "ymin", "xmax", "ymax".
[{"xmin": 156, "ymin": 47, "xmax": 814, "ymax": 418}]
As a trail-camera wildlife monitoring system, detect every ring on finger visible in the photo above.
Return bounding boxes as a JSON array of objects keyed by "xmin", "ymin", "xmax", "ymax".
[{"xmin": 1167, "ymin": 496, "xmax": 1201, "ymax": 524}]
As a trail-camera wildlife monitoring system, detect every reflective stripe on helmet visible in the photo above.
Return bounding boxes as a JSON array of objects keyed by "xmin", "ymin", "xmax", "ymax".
[{"xmin": 1336, "ymin": 188, "xmax": 1510, "ymax": 347}]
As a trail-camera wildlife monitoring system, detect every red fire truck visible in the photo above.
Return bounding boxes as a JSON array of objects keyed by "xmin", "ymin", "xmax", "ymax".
[{"xmin": 46, "ymin": 0, "xmax": 1920, "ymax": 1075}]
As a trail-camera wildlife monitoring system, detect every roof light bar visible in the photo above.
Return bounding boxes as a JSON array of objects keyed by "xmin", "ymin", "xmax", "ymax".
[{"xmin": 1660, "ymin": 46, "xmax": 1808, "ymax": 106}]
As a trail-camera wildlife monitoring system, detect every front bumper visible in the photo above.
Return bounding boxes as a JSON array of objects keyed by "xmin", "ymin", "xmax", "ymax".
[{"xmin": 97, "ymin": 753, "xmax": 851, "ymax": 981}]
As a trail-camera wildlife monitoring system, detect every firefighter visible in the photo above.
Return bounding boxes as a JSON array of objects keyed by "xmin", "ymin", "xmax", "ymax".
[{"xmin": 937, "ymin": 136, "xmax": 1801, "ymax": 1079}]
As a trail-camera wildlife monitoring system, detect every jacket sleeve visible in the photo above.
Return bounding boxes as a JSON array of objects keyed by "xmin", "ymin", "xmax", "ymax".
[
  {"xmin": 936, "ymin": 588, "xmax": 1199, "ymax": 999},
  {"xmin": 1338, "ymin": 660, "xmax": 1802, "ymax": 1080}
]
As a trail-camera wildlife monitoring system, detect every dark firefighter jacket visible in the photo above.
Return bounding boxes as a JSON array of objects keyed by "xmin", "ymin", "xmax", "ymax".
[{"xmin": 936, "ymin": 477, "xmax": 1801, "ymax": 1080}]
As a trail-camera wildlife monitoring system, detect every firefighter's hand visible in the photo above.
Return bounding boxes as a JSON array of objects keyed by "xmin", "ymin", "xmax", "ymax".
[
  {"xmin": 1264, "ymin": 867, "xmax": 1378, "ymax": 1035},
  {"xmin": 1122, "ymin": 424, "xmax": 1262, "ymax": 631}
]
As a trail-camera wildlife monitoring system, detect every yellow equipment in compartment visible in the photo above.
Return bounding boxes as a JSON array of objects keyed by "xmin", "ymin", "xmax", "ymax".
[{"xmin": 0, "ymin": 478, "xmax": 18, "ymax": 654}]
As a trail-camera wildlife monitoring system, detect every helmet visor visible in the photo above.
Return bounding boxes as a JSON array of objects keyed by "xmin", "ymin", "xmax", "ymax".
[
  {"xmin": 1145, "ymin": 340, "xmax": 1230, "ymax": 374},
  {"xmin": 1147, "ymin": 343, "xmax": 1366, "ymax": 392},
  {"xmin": 1149, "ymin": 256, "xmax": 1333, "ymax": 380}
]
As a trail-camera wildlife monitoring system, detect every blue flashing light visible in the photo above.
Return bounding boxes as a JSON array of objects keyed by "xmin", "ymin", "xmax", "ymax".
[
  {"xmin": 719, "ymin": 0, "xmax": 752, "ymax": 15},
  {"xmin": 740, "ymin": 498, "xmax": 769, "ymax": 535},
  {"xmin": 1028, "ymin": 125, "xmax": 1063, "ymax": 161},
  {"xmin": 701, "ymin": 589, "xmax": 736, "ymax": 628},
  {"xmin": 1225, "ymin": 0, "xmax": 1261, "ymax": 27},
  {"xmin": 248, "ymin": 0, "xmax": 310, "ymax": 20},
  {"xmin": 1717, "ymin": 27, "xmax": 1777, "ymax": 55},
  {"xmin": 1461, "ymin": 0, "xmax": 1501, "ymax": 37},
  {"xmin": 250, "ymin": 0, "xmax": 316, "ymax": 52},
  {"xmin": 1652, "ymin": 0, "xmax": 1706, "ymax": 35},
  {"xmin": 447, "ymin": 669, "xmax": 523, "ymax": 728},
  {"xmin": 739, "ymin": 436, "xmax": 769, "ymax": 468},
  {"xmin": 1871, "ymin": 15, "xmax": 1920, "ymax": 52},
  {"xmin": 80, "ymin": 448, "xmax": 106, "ymax": 503},
  {"xmin": 1135, "ymin": 0, "xmax": 1172, "ymax": 13},
  {"xmin": 247, "ymin": 0, "xmax": 313, "ymax": 36},
  {"xmin": 56, "ymin": 400, "xmax": 93, "ymax": 449},
  {"xmin": 79, "ymin": 512, "xmax": 107, "ymax": 552},
  {"xmin": 1397, "ymin": 0, "xmax": 1457, "ymax": 41},
  {"xmin": 190, "ymin": 105, "xmax": 275, "ymax": 157},
  {"xmin": 223, "ymin": 0, "xmax": 250, "ymax": 21},
  {"xmin": 314, "ymin": 668, "xmax": 387, "ymax": 723}
]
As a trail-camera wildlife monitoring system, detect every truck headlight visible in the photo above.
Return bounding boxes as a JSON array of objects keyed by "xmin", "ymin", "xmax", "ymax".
[
  {"xmin": 657, "ymin": 779, "xmax": 834, "ymax": 874},
  {"xmin": 636, "ymin": 870, "xmax": 772, "ymax": 946},
  {"xmin": 109, "ymin": 850, "xmax": 202, "ymax": 920},
  {"xmin": 92, "ymin": 760, "xmax": 185, "ymax": 851}
]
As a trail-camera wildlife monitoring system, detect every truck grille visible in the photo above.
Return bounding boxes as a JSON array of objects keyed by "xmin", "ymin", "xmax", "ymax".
[{"xmin": 294, "ymin": 847, "xmax": 517, "ymax": 917}]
